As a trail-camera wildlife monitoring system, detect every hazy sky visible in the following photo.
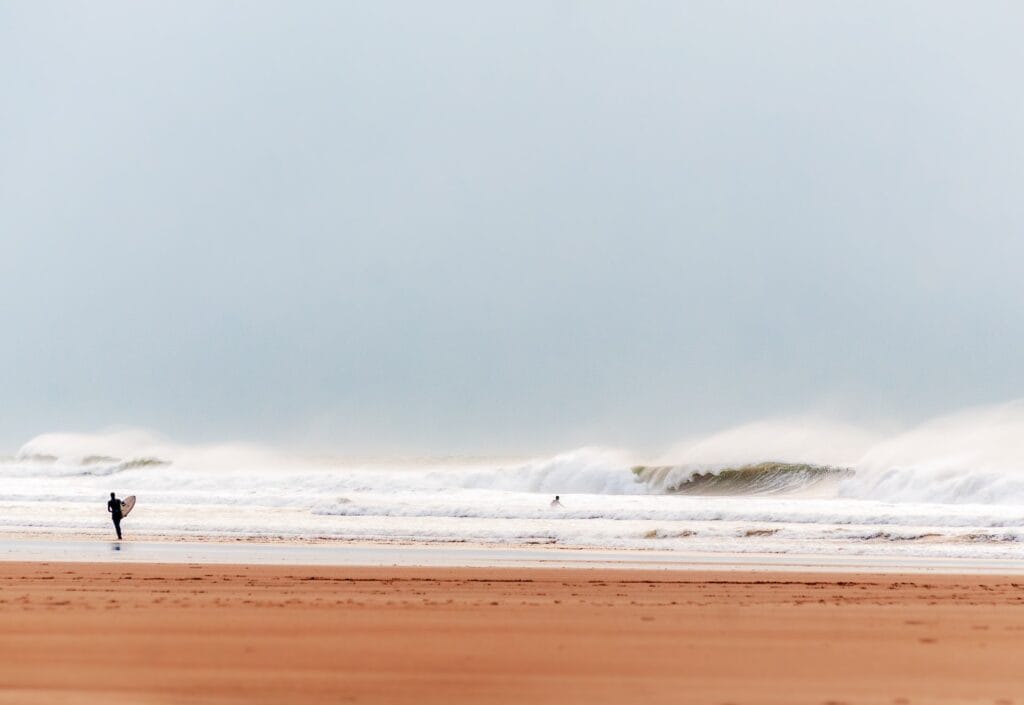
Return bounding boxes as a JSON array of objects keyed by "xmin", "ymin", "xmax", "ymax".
[{"xmin": 2, "ymin": 1, "xmax": 1023, "ymax": 453}]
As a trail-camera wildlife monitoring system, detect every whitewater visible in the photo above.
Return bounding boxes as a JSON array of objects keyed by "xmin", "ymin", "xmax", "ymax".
[{"xmin": 5, "ymin": 404, "xmax": 1024, "ymax": 562}]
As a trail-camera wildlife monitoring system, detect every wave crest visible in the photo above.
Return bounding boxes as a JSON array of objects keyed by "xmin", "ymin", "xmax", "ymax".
[{"xmin": 632, "ymin": 462, "xmax": 851, "ymax": 495}]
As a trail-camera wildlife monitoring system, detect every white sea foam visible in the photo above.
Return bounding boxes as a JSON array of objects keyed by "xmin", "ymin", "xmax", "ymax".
[{"xmin": 5, "ymin": 403, "xmax": 1024, "ymax": 561}]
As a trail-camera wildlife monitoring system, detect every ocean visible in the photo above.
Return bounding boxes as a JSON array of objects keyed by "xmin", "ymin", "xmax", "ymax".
[{"xmin": 4, "ymin": 405, "xmax": 1024, "ymax": 563}]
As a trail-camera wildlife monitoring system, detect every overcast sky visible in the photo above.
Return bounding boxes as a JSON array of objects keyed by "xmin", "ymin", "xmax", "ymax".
[{"xmin": 1, "ymin": 1, "xmax": 1023, "ymax": 453}]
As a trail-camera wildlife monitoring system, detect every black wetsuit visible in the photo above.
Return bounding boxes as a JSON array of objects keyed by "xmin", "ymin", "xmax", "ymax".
[{"xmin": 107, "ymin": 498, "xmax": 123, "ymax": 539}]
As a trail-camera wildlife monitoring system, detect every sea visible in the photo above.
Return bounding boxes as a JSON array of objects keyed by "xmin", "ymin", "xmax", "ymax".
[{"xmin": 4, "ymin": 404, "xmax": 1024, "ymax": 564}]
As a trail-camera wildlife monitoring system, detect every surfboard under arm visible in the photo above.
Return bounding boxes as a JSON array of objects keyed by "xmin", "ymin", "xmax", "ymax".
[{"xmin": 120, "ymin": 495, "xmax": 136, "ymax": 518}]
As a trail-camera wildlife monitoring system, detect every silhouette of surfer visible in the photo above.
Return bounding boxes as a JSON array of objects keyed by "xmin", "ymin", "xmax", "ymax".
[
  {"xmin": 107, "ymin": 492, "xmax": 123, "ymax": 540},
  {"xmin": 550, "ymin": 495, "xmax": 562, "ymax": 508}
]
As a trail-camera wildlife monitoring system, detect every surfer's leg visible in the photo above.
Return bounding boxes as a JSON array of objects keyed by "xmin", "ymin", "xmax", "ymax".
[{"xmin": 113, "ymin": 517, "xmax": 122, "ymax": 540}]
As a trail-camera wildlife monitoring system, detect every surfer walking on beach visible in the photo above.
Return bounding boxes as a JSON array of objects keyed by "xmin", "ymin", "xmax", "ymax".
[{"xmin": 107, "ymin": 492, "xmax": 123, "ymax": 540}]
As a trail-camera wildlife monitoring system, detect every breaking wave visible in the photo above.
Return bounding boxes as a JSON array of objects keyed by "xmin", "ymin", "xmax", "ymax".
[
  {"xmin": 9, "ymin": 401, "xmax": 1024, "ymax": 506},
  {"xmin": 631, "ymin": 462, "xmax": 851, "ymax": 495},
  {"xmin": 5, "ymin": 453, "xmax": 170, "ymax": 477}
]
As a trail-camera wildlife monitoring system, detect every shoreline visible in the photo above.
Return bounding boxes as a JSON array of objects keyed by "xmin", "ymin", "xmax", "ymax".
[
  {"xmin": 3, "ymin": 561, "xmax": 1024, "ymax": 704},
  {"xmin": 4, "ymin": 535, "xmax": 1024, "ymax": 574}
]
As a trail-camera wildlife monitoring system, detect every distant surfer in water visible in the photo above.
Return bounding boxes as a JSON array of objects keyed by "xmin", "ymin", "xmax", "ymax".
[
  {"xmin": 550, "ymin": 495, "xmax": 562, "ymax": 508},
  {"xmin": 107, "ymin": 492, "xmax": 123, "ymax": 540}
]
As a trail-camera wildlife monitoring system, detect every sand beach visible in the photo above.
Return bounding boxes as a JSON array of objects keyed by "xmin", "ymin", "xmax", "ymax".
[{"xmin": 2, "ymin": 560, "xmax": 1023, "ymax": 705}]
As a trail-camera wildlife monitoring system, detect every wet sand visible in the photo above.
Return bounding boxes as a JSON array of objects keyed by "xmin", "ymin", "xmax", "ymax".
[
  {"xmin": 8, "ymin": 536, "xmax": 1024, "ymax": 573},
  {"xmin": 2, "ymin": 562, "xmax": 1023, "ymax": 705},
  {"xmin": 6, "ymin": 537, "xmax": 1024, "ymax": 573}
]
